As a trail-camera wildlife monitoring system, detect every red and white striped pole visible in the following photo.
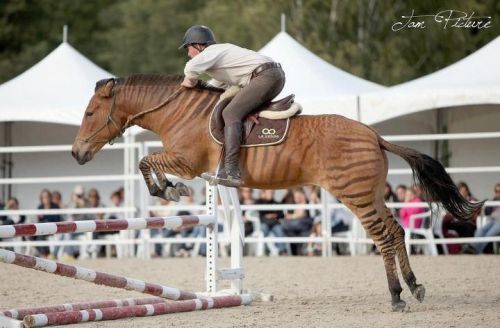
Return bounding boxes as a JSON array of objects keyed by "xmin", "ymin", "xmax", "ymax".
[
  {"xmin": 2, "ymin": 297, "xmax": 167, "ymax": 319},
  {"xmin": 22, "ymin": 295, "xmax": 252, "ymax": 327},
  {"xmin": 0, "ymin": 215, "xmax": 215, "ymax": 238},
  {"xmin": 0, "ymin": 248, "xmax": 202, "ymax": 300}
]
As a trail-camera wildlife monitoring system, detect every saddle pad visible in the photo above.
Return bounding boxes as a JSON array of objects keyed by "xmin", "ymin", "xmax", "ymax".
[{"xmin": 209, "ymin": 107, "xmax": 290, "ymax": 147}]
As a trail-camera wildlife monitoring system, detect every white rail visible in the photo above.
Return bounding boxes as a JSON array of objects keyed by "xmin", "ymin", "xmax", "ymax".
[
  {"xmin": 0, "ymin": 207, "xmax": 136, "ymax": 216},
  {"xmin": 0, "ymin": 143, "xmax": 141, "ymax": 153},
  {"xmin": 0, "ymin": 175, "xmax": 141, "ymax": 185},
  {"xmin": 384, "ymin": 131, "xmax": 500, "ymax": 142}
]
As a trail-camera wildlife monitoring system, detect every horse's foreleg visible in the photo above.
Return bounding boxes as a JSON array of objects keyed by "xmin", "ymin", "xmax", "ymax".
[{"xmin": 138, "ymin": 152, "xmax": 192, "ymax": 201}]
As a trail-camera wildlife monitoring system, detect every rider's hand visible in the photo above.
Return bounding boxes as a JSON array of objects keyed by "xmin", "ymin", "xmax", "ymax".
[{"xmin": 181, "ymin": 76, "xmax": 198, "ymax": 88}]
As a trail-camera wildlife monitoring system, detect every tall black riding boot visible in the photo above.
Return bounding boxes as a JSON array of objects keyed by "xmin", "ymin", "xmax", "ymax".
[{"xmin": 219, "ymin": 122, "xmax": 243, "ymax": 187}]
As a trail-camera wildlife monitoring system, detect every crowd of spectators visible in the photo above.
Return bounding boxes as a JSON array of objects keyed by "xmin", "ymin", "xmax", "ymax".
[{"xmin": 1, "ymin": 180, "xmax": 499, "ymax": 258}]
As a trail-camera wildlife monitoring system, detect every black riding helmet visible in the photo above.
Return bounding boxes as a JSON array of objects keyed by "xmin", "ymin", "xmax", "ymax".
[{"xmin": 179, "ymin": 25, "xmax": 217, "ymax": 49}]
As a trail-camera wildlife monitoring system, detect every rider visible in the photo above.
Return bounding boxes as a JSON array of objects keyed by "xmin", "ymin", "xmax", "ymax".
[{"xmin": 180, "ymin": 25, "xmax": 285, "ymax": 187}]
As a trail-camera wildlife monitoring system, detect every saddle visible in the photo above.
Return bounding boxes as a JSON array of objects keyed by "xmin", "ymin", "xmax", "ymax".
[{"xmin": 209, "ymin": 86, "xmax": 302, "ymax": 147}]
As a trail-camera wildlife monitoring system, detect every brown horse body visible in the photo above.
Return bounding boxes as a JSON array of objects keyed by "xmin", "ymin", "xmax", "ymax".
[{"xmin": 72, "ymin": 75, "xmax": 482, "ymax": 311}]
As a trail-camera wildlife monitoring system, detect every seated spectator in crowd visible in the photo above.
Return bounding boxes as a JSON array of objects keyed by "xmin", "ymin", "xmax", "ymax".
[
  {"xmin": 36, "ymin": 189, "xmax": 63, "ymax": 258},
  {"xmin": 0, "ymin": 197, "xmax": 26, "ymax": 252},
  {"xmin": 282, "ymin": 187, "xmax": 313, "ymax": 256},
  {"xmin": 150, "ymin": 197, "xmax": 178, "ymax": 257},
  {"xmin": 1, "ymin": 197, "xmax": 25, "ymax": 225},
  {"xmin": 255, "ymin": 189, "xmax": 286, "ymax": 255},
  {"xmin": 442, "ymin": 181, "xmax": 478, "ymax": 254},
  {"xmin": 399, "ymin": 186, "xmax": 424, "ymax": 228},
  {"xmin": 307, "ymin": 217, "xmax": 322, "ymax": 256},
  {"xmin": 472, "ymin": 183, "xmax": 500, "ymax": 254},
  {"xmin": 86, "ymin": 188, "xmax": 107, "ymax": 257},
  {"xmin": 107, "ymin": 190, "xmax": 124, "ymax": 220},
  {"xmin": 394, "ymin": 184, "xmax": 407, "ymax": 217},
  {"xmin": 384, "ymin": 182, "xmax": 398, "ymax": 203},
  {"xmin": 305, "ymin": 186, "xmax": 321, "ymax": 218},
  {"xmin": 51, "ymin": 190, "xmax": 64, "ymax": 210}
]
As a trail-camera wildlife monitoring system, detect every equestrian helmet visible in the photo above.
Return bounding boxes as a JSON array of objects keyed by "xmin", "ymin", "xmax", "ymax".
[{"xmin": 179, "ymin": 25, "xmax": 216, "ymax": 49}]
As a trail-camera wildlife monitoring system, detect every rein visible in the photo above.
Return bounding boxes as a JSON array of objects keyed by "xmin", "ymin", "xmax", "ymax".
[{"xmin": 78, "ymin": 81, "xmax": 184, "ymax": 145}]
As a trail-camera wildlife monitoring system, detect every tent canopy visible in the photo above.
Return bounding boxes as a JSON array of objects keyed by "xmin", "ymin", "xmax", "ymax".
[
  {"xmin": 259, "ymin": 32, "xmax": 384, "ymax": 119},
  {"xmin": 0, "ymin": 42, "xmax": 113, "ymax": 126},
  {"xmin": 360, "ymin": 36, "xmax": 500, "ymax": 125}
]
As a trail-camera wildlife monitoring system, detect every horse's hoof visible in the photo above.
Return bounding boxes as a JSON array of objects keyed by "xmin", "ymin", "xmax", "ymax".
[
  {"xmin": 164, "ymin": 187, "xmax": 180, "ymax": 202},
  {"xmin": 148, "ymin": 184, "xmax": 162, "ymax": 197},
  {"xmin": 412, "ymin": 284, "xmax": 425, "ymax": 303},
  {"xmin": 391, "ymin": 300, "xmax": 406, "ymax": 312},
  {"xmin": 175, "ymin": 182, "xmax": 190, "ymax": 196}
]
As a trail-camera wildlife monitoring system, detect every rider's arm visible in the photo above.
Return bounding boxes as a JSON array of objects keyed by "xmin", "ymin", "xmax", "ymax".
[{"xmin": 183, "ymin": 47, "xmax": 220, "ymax": 82}]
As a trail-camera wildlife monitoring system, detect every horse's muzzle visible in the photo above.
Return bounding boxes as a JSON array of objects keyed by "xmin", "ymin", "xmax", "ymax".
[{"xmin": 71, "ymin": 147, "xmax": 93, "ymax": 165}]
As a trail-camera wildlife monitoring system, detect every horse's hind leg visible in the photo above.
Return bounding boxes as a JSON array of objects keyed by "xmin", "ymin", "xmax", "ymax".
[
  {"xmin": 391, "ymin": 213, "xmax": 426, "ymax": 302},
  {"xmin": 328, "ymin": 184, "xmax": 405, "ymax": 310}
]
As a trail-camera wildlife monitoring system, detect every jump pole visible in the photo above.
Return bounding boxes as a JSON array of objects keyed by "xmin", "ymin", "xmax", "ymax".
[
  {"xmin": 0, "ymin": 215, "xmax": 215, "ymax": 238},
  {"xmin": 2, "ymin": 297, "xmax": 167, "ymax": 319},
  {"xmin": 22, "ymin": 295, "xmax": 251, "ymax": 327},
  {"xmin": 0, "ymin": 248, "xmax": 205, "ymax": 301}
]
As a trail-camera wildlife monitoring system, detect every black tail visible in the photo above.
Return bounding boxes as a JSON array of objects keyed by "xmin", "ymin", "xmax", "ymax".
[{"xmin": 378, "ymin": 136, "xmax": 484, "ymax": 220}]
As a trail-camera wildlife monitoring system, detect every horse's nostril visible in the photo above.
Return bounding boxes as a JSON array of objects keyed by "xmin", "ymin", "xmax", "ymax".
[{"xmin": 71, "ymin": 150, "xmax": 77, "ymax": 159}]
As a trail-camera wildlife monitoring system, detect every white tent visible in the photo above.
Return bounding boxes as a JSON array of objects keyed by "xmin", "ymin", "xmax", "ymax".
[
  {"xmin": 0, "ymin": 41, "xmax": 120, "ymax": 210},
  {"xmin": 0, "ymin": 41, "xmax": 113, "ymax": 126},
  {"xmin": 259, "ymin": 32, "xmax": 384, "ymax": 119},
  {"xmin": 360, "ymin": 36, "xmax": 500, "ymax": 125}
]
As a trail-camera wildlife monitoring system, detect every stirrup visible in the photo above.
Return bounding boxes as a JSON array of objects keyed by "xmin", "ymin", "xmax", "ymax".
[
  {"xmin": 200, "ymin": 171, "xmax": 223, "ymax": 186},
  {"xmin": 200, "ymin": 171, "xmax": 242, "ymax": 187},
  {"xmin": 216, "ymin": 175, "xmax": 243, "ymax": 188}
]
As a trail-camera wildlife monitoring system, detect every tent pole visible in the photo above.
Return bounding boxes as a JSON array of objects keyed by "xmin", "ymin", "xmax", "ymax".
[
  {"xmin": 63, "ymin": 25, "xmax": 68, "ymax": 43},
  {"xmin": 356, "ymin": 95, "xmax": 361, "ymax": 122},
  {"xmin": 281, "ymin": 13, "xmax": 286, "ymax": 32}
]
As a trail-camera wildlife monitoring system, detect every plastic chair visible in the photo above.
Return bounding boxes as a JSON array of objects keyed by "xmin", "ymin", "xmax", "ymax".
[
  {"xmin": 405, "ymin": 208, "xmax": 438, "ymax": 256},
  {"xmin": 432, "ymin": 209, "xmax": 449, "ymax": 255}
]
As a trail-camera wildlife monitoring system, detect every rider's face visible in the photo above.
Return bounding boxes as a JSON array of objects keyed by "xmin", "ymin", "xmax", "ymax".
[{"xmin": 187, "ymin": 45, "xmax": 202, "ymax": 59}]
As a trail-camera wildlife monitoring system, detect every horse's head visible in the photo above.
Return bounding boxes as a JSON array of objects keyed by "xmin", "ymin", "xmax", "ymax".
[{"xmin": 72, "ymin": 78, "xmax": 126, "ymax": 165}]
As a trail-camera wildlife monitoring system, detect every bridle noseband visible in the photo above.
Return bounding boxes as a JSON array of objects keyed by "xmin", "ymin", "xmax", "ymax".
[{"xmin": 77, "ymin": 79, "xmax": 184, "ymax": 146}]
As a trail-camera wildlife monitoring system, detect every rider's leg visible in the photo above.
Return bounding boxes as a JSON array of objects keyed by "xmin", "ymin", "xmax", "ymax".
[{"xmin": 213, "ymin": 67, "xmax": 285, "ymax": 187}]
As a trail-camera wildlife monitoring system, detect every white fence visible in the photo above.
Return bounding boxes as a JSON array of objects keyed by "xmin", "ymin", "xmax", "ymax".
[{"xmin": 0, "ymin": 132, "xmax": 499, "ymax": 257}]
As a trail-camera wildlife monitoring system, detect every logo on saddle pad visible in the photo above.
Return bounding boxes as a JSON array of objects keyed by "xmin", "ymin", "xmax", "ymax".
[{"xmin": 258, "ymin": 128, "xmax": 280, "ymax": 139}]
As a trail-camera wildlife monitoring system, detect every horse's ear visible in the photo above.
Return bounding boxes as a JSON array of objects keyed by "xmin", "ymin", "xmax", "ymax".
[{"xmin": 97, "ymin": 79, "xmax": 114, "ymax": 98}]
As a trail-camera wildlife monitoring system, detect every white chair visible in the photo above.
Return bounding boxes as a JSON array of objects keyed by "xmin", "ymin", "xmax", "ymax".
[
  {"xmin": 432, "ymin": 210, "xmax": 449, "ymax": 255},
  {"xmin": 405, "ymin": 208, "xmax": 439, "ymax": 256}
]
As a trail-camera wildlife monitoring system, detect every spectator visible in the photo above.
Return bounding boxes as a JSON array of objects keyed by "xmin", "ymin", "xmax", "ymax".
[
  {"xmin": 107, "ymin": 190, "xmax": 124, "ymax": 220},
  {"xmin": 395, "ymin": 185, "xmax": 407, "ymax": 203},
  {"xmin": 394, "ymin": 184, "xmax": 407, "ymax": 218},
  {"xmin": 86, "ymin": 188, "xmax": 106, "ymax": 257},
  {"xmin": 1, "ymin": 197, "xmax": 27, "ymax": 253},
  {"xmin": 305, "ymin": 186, "xmax": 321, "ymax": 218},
  {"xmin": 399, "ymin": 186, "xmax": 424, "ymax": 228},
  {"xmin": 2, "ymin": 197, "xmax": 26, "ymax": 225},
  {"xmin": 282, "ymin": 188, "xmax": 313, "ymax": 256},
  {"xmin": 59, "ymin": 185, "xmax": 92, "ymax": 260},
  {"xmin": 384, "ymin": 182, "xmax": 398, "ymax": 203},
  {"xmin": 36, "ymin": 189, "xmax": 63, "ymax": 258},
  {"xmin": 51, "ymin": 191, "xmax": 64, "ymax": 210},
  {"xmin": 472, "ymin": 183, "xmax": 500, "ymax": 254},
  {"xmin": 329, "ymin": 196, "xmax": 353, "ymax": 255},
  {"xmin": 150, "ymin": 197, "xmax": 178, "ymax": 257},
  {"xmin": 255, "ymin": 189, "xmax": 286, "ymax": 255},
  {"xmin": 307, "ymin": 217, "xmax": 322, "ymax": 256},
  {"xmin": 442, "ymin": 181, "xmax": 478, "ymax": 254}
]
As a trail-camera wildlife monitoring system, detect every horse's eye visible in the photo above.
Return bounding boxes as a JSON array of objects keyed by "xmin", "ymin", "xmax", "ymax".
[{"xmin": 85, "ymin": 112, "xmax": 94, "ymax": 117}]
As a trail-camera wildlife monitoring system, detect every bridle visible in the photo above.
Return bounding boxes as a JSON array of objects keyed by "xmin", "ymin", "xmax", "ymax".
[{"xmin": 77, "ymin": 79, "xmax": 184, "ymax": 145}]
